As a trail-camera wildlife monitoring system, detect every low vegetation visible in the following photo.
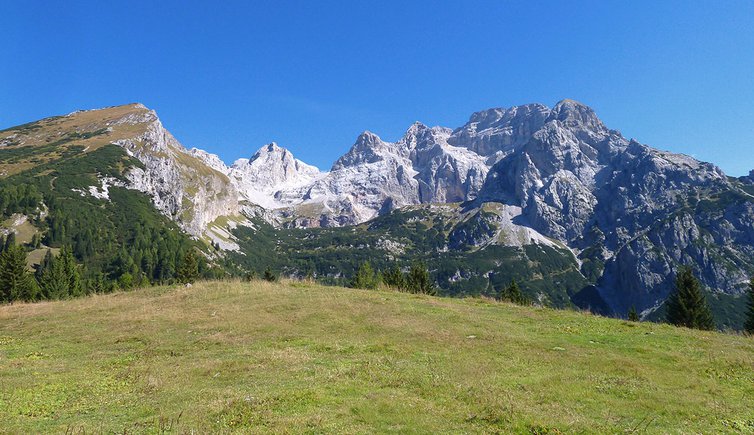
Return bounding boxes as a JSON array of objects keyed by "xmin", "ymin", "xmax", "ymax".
[{"xmin": 0, "ymin": 280, "xmax": 752, "ymax": 433}]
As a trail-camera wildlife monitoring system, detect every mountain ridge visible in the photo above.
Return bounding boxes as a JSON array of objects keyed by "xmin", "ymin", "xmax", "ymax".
[{"xmin": 1, "ymin": 99, "xmax": 753, "ymax": 328}]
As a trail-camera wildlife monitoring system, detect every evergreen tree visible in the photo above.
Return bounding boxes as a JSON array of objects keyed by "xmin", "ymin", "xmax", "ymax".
[
  {"xmin": 118, "ymin": 272, "xmax": 134, "ymax": 290},
  {"xmin": 177, "ymin": 250, "xmax": 199, "ymax": 284},
  {"xmin": 263, "ymin": 267, "xmax": 277, "ymax": 282},
  {"xmin": 665, "ymin": 267, "xmax": 715, "ymax": 330},
  {"xmin": 0, "ymin": 245, "xmax": 38, "ymax": 302},
  {"xmin": 382, "ymin": 265, "xmax": 407, "ymax": 290},
  {"xmin": 351, "ymin": 261, "xmax": 378, "ymax": 289},
  {"xmin": 4, "ymin": 232, "xmax": 16, "ymax": 251},
  {"xmin": 502, "ymin": 279, "xmax": 527, "ymax": 305},
  {"xmin": 37, "ymin": 250, "xmax": 69, "ymax": 300},
  {"xmin": 406, "ymin": 262, "xmax": 436, "ymax": 295},
  {"xmin": 744, "ymin": 277, "xmax": 754, "ymax": 334},
  {"xmin": 59, "ymin": 247, "xmax": 83, "ymax": 297},
  {"xmin": 628, "ymin": 306, "xmax": 640, "ymax": 322}
]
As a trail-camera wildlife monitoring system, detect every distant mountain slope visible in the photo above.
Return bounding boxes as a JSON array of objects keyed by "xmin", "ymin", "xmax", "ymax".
[
  {"xmin": 0, "ymin": 104, "xmax": 238, "ymax": 235},
  {"xmin": 2, "ymin": 101, "xmax": 752, "ymax": 328},
  {"xmin": 0, "ymin": 104, "xmax": 229, "ymax": 287}
]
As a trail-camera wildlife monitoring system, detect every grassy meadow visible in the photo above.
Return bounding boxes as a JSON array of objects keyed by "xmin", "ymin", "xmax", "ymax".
[{"xmin": 0, "ymin": 280, "xmax": 752, "ymax": 433}]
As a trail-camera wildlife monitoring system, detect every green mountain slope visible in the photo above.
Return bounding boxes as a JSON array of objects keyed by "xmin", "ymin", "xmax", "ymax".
[
  {"xmin": 228, "ymin": 203, "xmax": 592, "ymax": 309},
  {"xmin": 0, "ymin": 281, "xmax": 752, "ymax": 433},
  {"xmin": 0, "ymin": 107, "xmax": 213, "ymax": 289}
]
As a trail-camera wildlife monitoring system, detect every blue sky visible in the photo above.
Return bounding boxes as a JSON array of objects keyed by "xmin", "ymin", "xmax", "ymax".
[{"xmin": 1, "ymin": 1, "xmax": 753, "ymax": 175}]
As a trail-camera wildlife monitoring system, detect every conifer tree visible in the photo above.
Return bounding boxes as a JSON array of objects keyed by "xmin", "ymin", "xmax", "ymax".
[
  {"xmin": 407, "ymin": 262, "xmax": 435, "ymax": 295},
  {"xmin": 351, "ymin": 261, "xmax": 378, "ymax": 289},
  {"xmin": 665, "ymin": 267, "xmax": 715, "ymax": 330},
  {"xmin": 744, "ymin": 277, "xmax": 754, "ymax": 334},
  {"xmin": 4, "ymin": 232, "xmax": 16, "ymax": 252},
  {"xmin": 59, "ymin": 247, "xmax": 83, "ymax": 297},
  {"xmin": 177, "ymin": 250, "xmax": 199, "ymax": 284},
  {"xmin": 0, "ymin": 245, "xmax": 38, "ymax": 302},
  {"xmin": 502, "ymin": 279, "xmax": 527, "ymax": 305},
  {"xmin": 628, "ymin": 306, "xmax": 640, "ymax": 322},
  {"xmin": 382, "ymin": 265, "xmax": 407, "ymax": 290},
  {"xmin": 37, "ymin": 250, "xmax": 69, "ymax": 299},
  {"xmin": 118, "ymin": 272, "xmax": 134, "ymax": 290}
]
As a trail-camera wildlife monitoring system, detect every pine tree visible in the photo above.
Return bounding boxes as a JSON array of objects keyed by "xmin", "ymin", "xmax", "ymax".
[
  {"xmin": 628, "ymin": 306, "xmax": 640, "ymax": 322},
  {"xmin": 263, "ymin": 267, "xmax": 277, "ymax": 282},
  {"xmin": 351, "ymin": 261, "xmax": 378, "ymax": 289},
  {"xmin": 59, "ymin": 247, "xmax": 83, "ymax": 297},
  {"xmin": 177, "ymin": 250, "xmax": 199, "ymax": 284},
  {"xmin": 382, "ymin": 265, "xmax": 407, "ymax": 290},
  {"xmin": 4, "ymin": 232, "xmax": 16, "ymax": 252},
  {"xmin": 665, "ymin": 267, "xmax": 715, "ymax": 330},
  {"xmin": 744, "ymin": 277, "xmax": 754, "ymax": 334},
  {"xmin": 406, "ymin": 262, "xmax": 436, "ymax": 295},
  {"xmin": 118, "ymin": 273, "xmax": 134, "ymax": 290},
  {"xmin": 0, "ymin": 245, "xmax": 38, "ymax": 302},
  {"xmin": 37, "ymin": 250, "xmax": 69, "ymax": 299},
  {"xmin": 502, "ymin": 279, "xmax": 527, "ymax": 305}
]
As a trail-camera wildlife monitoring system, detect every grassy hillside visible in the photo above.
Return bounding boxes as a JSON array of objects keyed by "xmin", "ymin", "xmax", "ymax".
[{"xmin": 0, "ymin": 281, "xmax": 752, "ymax": 433}]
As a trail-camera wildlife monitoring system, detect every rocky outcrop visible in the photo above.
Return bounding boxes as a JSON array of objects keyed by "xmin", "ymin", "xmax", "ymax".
[{"xmin": 103, "ymin": 105, "xmax": 238, "ymax": 236}]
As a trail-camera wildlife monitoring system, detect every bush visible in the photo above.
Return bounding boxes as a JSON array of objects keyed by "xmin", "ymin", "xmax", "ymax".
[{"xmin": 263, "ymin": 267, "xmax": 277, "ymax": 282}]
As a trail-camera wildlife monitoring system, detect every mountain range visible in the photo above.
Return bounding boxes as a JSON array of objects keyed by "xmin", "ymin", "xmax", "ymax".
[{"xmin": 1, "ymin": 100, "xmax": 753, "ymax": 328}]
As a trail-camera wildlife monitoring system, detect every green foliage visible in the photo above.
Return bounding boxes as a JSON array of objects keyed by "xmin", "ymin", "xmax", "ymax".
[
  {"xmin": 118, "ymin": 273, "xmax": 134, "ymax": 290},
  {"xmin": 4, "ymin": 232, "xmax": 16, "ymax": 251},
  {"xmin": 381, "ymin": 265, "xmax": 407, "ymax": 290},
  {"xmin": 350, "ymin": 261, "xmax": 379, "ymax": 289},
  {"xmin": 0, "ymin": 245, "xmax": 38, "ymax": 302},
  {"xmin": 627, "ymin": 306, "xmax": 640, "ymax": 322},
  {"xmin": 263, "ymin": 267, "xmax": 277, "ymax": 282},
  {"xmin": 406, "ymin": 262, "xmax": 436, "ymax": 295},
  {"xmin": 0, "ymin": 184, "xmax": 42, "ymax": 219},
  {"xmin": 501, "ymin": 279, "xmax": 528, "ymax": 305},
  {"xmin": 177, "ymin": 250, "xmax": 199, "ymax": 284},
  {"xmin": 0, "ymin": 144, "xmax": 203, "ymax": 295},
  {"xmin": 35, "ymin": 247, "xmax": 83, "ymax": 300},
  {"xmin": 745, "ymin": 278, "xmax": 754, "ymax": 334},
  {"xmin": 665, "ymin": 267, "xmax": 715, "ymax": 330}
]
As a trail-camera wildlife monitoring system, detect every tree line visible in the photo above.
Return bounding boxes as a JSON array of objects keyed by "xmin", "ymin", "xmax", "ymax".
[
  {"xmin": 0, "ymin": 234, "xmax": 201, "ymax": 304},
  {"xmin": 3, "ymin": 226, "xmax": 754, "ymax": 333},
  {"xmin": 349, "ymin": 261, "xmax": 530, "ymax": 305}
]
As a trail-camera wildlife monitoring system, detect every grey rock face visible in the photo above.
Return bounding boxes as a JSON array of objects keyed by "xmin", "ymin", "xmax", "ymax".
[
  {"xmin": 110, "ymin": 108, "xmax": 239, "ymax": 236},
  {"xmin": 475, "ymin": 100, "xmax": 751, "ymax": 318}
]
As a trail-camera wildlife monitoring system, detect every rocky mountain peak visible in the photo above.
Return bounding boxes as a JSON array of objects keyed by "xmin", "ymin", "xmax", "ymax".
[
  {"xmin": 548, "ymin": 99, "xmax": 606, "ymax": 133},
  {"xmin": 448, "ymin": 103, "xmax": 550, "ymax": 156},
  {"xmin": 331, "ymin": 131, "xmax": 391, "ymax": 170},
  {"xmin": 250, "ymin": 142, "xmax": 293, "ymax": 162}
]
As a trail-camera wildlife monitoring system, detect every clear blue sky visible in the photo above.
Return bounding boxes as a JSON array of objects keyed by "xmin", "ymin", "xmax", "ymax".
[{"xmin": 2, "ymin": 1, "xmax": 753, "ymax": 175}]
